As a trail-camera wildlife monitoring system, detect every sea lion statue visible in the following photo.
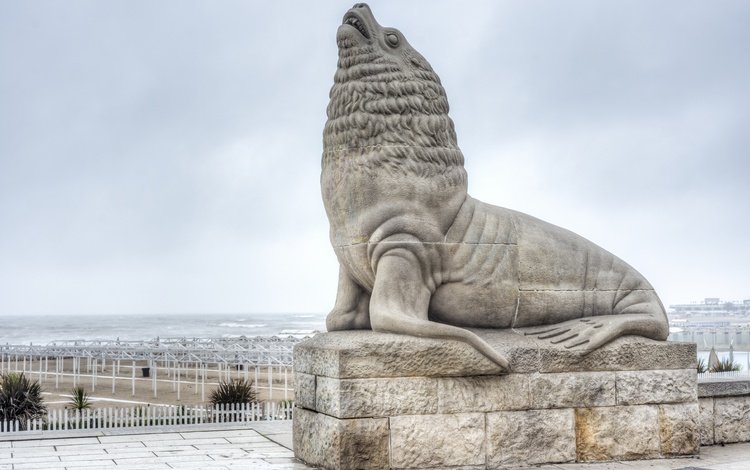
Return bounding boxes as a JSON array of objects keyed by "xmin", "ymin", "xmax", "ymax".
[{"xmin": 321, "ymin": 3, "xmax": 669, "ymax": 370}]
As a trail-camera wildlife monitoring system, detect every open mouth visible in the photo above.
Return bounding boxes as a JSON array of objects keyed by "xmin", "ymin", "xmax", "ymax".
[{"xmin": 343, "ymin": 13, "xmax": 370, "ymax": 39}]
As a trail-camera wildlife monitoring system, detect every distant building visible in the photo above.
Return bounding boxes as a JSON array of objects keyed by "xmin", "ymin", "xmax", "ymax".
[
  {"xmin": 669, "ymin": 298, "xmax": 750, "ymax": 316},
  {"xmin": 668, "ymin": 298, "xmax": 750, "ymax": 349}
]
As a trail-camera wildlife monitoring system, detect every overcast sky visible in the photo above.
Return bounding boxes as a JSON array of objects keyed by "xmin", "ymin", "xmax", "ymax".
[{"xmin": 0, "ymin": 1, "xmax": 748, "ymax": 316}]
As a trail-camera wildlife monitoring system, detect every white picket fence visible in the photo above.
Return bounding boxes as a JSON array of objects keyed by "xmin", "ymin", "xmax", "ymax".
[
  {"xmin": 1, "ymin": 401, "xmax": 294, "ymax": 435},
  {"xmin": 698, "ymin": 370, "xmax": 749, "ymax": 380}
]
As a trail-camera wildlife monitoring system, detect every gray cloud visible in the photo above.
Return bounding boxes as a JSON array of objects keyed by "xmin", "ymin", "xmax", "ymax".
[{"xmin": 1, "ymin": 0, "xmax": 748, "ymax": 316}]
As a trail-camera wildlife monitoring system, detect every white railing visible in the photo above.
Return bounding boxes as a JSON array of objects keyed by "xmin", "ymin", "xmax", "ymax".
[
  {"xmin": 0, "ymin": 401, "xmax": 294, "ymax": 435},
  {"xmin": 698, "ymin": 370, "xmax": 749, "ymax": 380}
]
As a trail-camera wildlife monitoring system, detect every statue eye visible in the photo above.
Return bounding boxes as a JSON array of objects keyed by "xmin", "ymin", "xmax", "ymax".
[{"xmin": 385, "ymin": 33, "xmax": 399, "ymax": 47}]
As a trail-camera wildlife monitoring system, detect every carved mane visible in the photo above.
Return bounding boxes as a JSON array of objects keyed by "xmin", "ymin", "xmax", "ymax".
[{"xmin": 323, "ymin": 40, "xmax": 467, "ymax": 187}]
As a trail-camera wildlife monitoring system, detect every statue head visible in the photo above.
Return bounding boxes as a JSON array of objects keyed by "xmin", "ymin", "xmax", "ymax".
[{"xmin": 324, "ymin": 3, "xmax": 461, "ymax": 156}]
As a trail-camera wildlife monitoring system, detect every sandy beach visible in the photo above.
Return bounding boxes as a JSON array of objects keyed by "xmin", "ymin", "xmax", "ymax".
[{"xmin": 2, "ymin": 357, "xmax": 294, "ymax": 410}]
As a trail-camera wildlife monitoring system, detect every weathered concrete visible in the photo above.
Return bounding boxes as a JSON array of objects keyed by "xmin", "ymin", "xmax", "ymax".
[
  {"xmin": 390, "ymin": 414, "xmax": 485, "ymax": 468},
  {"xmin": 294, "ymin": 332, "xmax": 699, "ymax": 468},
  {"xmin": 697, "ymin": 379, "xmax": 750, "ymax": 446},
  {"xmin": 698, "ymin": 378, "xmax": 750, "ymax": 398},
  {"xmin": 294, "ymin": 330, "xmax": 695, "ymax": 378},
  {"xmin": 487, "ymin": 409, "xmax": 576, "ymax": 466}
]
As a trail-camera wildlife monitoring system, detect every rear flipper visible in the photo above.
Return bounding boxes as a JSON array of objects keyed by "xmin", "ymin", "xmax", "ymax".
[
  {"xmin": 522, "ymin": 289, "xmax": 669, "ymax": 351},
  {"xmin": 521, "ymin": 313, "xmax": 662, "ymax": 350},
  {"xmin": 369, "ymin": 247, "xmax": 509, "ymax": 370}
]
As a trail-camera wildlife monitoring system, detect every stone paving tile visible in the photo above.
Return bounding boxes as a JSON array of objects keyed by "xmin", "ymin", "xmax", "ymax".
[
  {"xmin": 60, "ymin": 450, "xmax": 156, "ymax": 461},
  {"xmin": 0, "ymin": 424, "xmax": 316, "ymax": 469},
  {"xmin": 712, "ymin": 463, "xmax": 750, "ymax": 470},
  {"xmin": 114, "ymin": 454, "xmax": 215, "ymax": 466},
  {"xmin": 143, "ymin": 437, "xmax": 228, "ymax": 447},
  {"xmin": 179, "ymin": 429, "xmax": 261, "ymax": 439},
  {"xmin": 1, "ymin": 455, "xmax": 62, "ymax": 466},
  {"xmin": 94, "ymin": 466, "xmax": 172, "ymax": 470},
  {"xmin": 170, "ymin": 465, "xmax": 232, "ymax": 470},
  {"xmin": 98, "ymin": 432, "xmax": 179, "ymax": 443},
  {"xmin": 13, "ymin": 437, "xmax": 100, "ymax": 447},
  {"xmin": 193, "ymin": 442, "xmax": 263, "ymax": 451},
  {"xmin": 15, "ymin": 461, "xmax": 91, "ymax": 470},
  {"xmin": 224, "ymin": 435, "xmax": 273, "ymax": 444},
  {"xmin": 210, "ymin": 450, "xmax": 266, "ymax": 460},
  {"xmin": 265, "ymin": 457, "xmax": 304, "ymax": 465},
  {"xmin": 43, "ymin": 448, "xmax": 109, "ymax": 457},
  {"xmin": 151, "ymin": 445, "xmax": 204, "ymax": 456},
  {"xmin": 8, "ymin": 445, "xmax": 58, "ymax": 455}
]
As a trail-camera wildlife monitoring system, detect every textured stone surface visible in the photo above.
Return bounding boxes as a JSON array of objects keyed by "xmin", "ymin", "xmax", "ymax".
[
  {"xmin": 322, "ymin": 3, "xmax": 670, "ymax": 371},
  {"xmin": 616, "ymin": 369, "xmax": 697, "ymax": 405},
  {"xmin": 438, "ymin": 374, "xmax": 529, "ymax": 413},
  {"xmin": 714, "ymin": 396, "xmax": 750, "ymax": 444},
  {"xmin": 658, "ymin": 403, "xmax": 700, "ymax": 455},
  {"xmin": 295, "ymin": 330, "xmax": 694, "ymax": 378},
  {"xmin": 486, "ymin": 409, "xmax": 576, "ymax": 467},
  {"xmin": 295, "ymin": 372, "xmax": 315, "ymax": 410},
  {"xmin": 390, "ymin": 413, "xmax": 485, "ymax": 468},
  {"xmin": 575, "ymin": 405, "xmax": 660, "ymax": 461},
  {"xmin": 699, "ymin": 397, "xmax": 715, "ymax": 445},
  {"xmin": 526, "ymin": 336, "xmax": 696, "ymax": 374},
  {"xmin": 316, "ymin": 376, "xmax": 437, "ymax": 418},
  {"xmin": 699, "ymin": 379, "xmax": 750, "ymax": 398},
  {"xmin": 529, "ymin": 371, "xmax": 615, "ymax": 409},
  {"xmin": 294, "ymin": 331, "xmax": 502, "ymax": 378},
  {"xmin": 293, "ymin": 407, "xmax": 388, "ymax": 469}
]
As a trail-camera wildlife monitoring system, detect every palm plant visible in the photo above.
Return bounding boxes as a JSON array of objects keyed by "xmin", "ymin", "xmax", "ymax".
[
  {"xmin": 696, "ymin": 358, "xmax": 707, "ymax": 373},
  {"xmin": 67, "ymin": 386, "xmax": 93, "ymax": 411},
  {"xmin": 209, "ymin": 378, "xmax": 258, "ymax": 406},
  {"xmin": 711, "ymin": 358, "xmax": 742, "ymax": 373},
  {"xmin": 0, "ymin": 372, "xmax": 47, "ymax": 429}
]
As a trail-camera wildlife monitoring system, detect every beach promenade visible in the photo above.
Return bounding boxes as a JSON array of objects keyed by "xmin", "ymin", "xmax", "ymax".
[{"xmin": 3, "ymin": 422, "xmax": 750, "ymax": 469}]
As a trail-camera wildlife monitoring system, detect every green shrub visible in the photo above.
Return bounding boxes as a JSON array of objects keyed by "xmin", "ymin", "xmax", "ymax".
[
  {"xmin": 696, "ymin": 358, "xmax": 707, "ymax": 373},
  {"xmin": 67, "ymin": 386, "xmax": 92, "ymax": 411},
  {"xmin": 0, "ymin": 372, "xmax": 47, "ymax": 429},
  {"xmin": 711, "ymin": 358, "xmax": 742, "ymax": 373},
  {"xmin": 209, "ymin": 378, "xmax": 258, "ymax": 406}
]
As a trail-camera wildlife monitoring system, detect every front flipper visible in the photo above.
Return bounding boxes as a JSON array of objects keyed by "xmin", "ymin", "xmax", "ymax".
[
  {"xmin": 326, "ymin": 265, "xmax": 371, "ymax": 331},
  {"xmin": 522, "ymin": 313, "xmax": 668, "ymax": 351},
  {"xmin": 370, "ymin": 247, "xmax": 509, "ymax": 370}
]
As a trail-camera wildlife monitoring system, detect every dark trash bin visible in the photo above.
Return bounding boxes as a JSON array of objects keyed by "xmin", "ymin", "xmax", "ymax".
[{"xmin": 142, "ymin": 367, "xmax": 150, "ymax": 378}]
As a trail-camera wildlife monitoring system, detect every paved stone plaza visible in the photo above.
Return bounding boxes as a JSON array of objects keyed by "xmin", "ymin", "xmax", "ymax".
[
  {"xmin": 2, "ymin": 422, "xmax": 750, "ymax": 469},
  {"xmin": 0, "ymin": 423, "xmax": 308, "ymax": 470}
]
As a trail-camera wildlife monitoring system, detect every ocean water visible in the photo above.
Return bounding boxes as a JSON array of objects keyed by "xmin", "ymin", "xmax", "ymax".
[{"xmin": 0, "ymin": 312, "xmax": 327, "ymax": 346}]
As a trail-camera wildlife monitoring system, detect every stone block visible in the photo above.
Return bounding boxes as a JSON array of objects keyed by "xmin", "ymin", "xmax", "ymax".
[
  {"xmin": 575, "ymin": 405, "xmax": 660, "ymax": 461},
  {"xmin": 390, "ymin": 413, "xmax": 485, "ymax": 468},
  {"xmin": 529, "ymin": 371, "xmax": 615, "ymax": 409},
  {"xmin": 474, "ymin": 330, "xmax": 695, "ymax": 374},
  {"xmin": 438, "ymin": 374, "xmax": 529, "ymax": 413},
  {"xmin": 714, "ymin": 396, "xmax": 750, "ymax": 444},
  {"xmin": 316, "ymin": 376, "xmax": 437, "ymax": 418},
  {"xmin": 294, "ymin": 372, "xmax": 315, "ymax": 410},
  {"xmin": 486, "ymin": 409, "xmax": 575, "ymax": 467},
  {"xmin": 698, "ymin": 397, "xmax": 714, "ymax": 445},
  {"xmin": 293, "ymin": 407, "xmax": 388, "ymax": 470},
  {"xmin": 294, "ymin": 331, "xmax": 502, "ymax": 378},
  {"xmin": 294, "ymin": 331, "xmax": 695, "ymax": 378},
  {"xmin": 658, "ymin": 403, "xmax": 700, "ymax": 455},
  {"xmin": 698, "ymin": 379, "xmax": 750, "ymax": 398},
  {"xmin": 616, "ymin": 369, "xmax": 696, "ymax": 405}
]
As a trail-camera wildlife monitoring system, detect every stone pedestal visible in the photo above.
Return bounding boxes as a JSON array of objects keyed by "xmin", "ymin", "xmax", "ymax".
[{"xmin": 293, "ymin": 330, "xmax": 698, "ymax": 469}]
